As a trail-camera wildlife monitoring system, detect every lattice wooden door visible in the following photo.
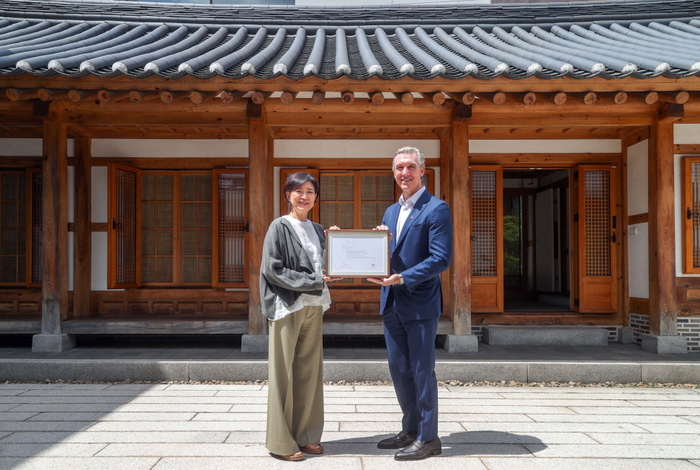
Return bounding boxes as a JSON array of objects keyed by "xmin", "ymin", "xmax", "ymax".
[
  {"xmin": 470, "ymin": 166, "xmax": 504, "ymax": 312},
  {"xmin": 108, "ymin": 163, "xmax": 141, "ymax": 289},
  {"xmin": 575, "ymin": 165, "xmax": 618, "ymax": 313}
]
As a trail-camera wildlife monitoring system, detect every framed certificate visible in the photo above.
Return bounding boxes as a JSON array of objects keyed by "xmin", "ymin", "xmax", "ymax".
[{"xmin": 325, "ymin": 229, "xmax": 390, "ymax": 277}]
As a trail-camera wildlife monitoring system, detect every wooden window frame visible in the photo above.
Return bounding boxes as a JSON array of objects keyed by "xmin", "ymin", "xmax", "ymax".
[
  {"xmin": 108, "ymin": 165, "xmax": 248, "ymax": 289},
  {"xmin": 682, "ymin": 157, "xmax": 700, "ymax": 274},
  {"xmin": 0, "ymin": 168, "xmax": 42, "ymax": 287},
  {"xmin": 212, "ymin": 169, "xmax": 249, "ymax": 288}
]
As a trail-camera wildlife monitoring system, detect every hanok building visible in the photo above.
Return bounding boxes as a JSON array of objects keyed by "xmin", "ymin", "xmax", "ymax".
[{"xmin": 1, "ymin": 0, "xmax": 699, "ymax": 354}]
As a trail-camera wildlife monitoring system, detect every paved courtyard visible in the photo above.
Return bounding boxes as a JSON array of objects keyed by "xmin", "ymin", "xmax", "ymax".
[{"xmin": 1, "ymin": 382, "xmax": 700, "ymax": 469}]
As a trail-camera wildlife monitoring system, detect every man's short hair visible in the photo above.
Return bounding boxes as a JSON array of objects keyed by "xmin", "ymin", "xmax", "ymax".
[{"xmin": 393, "ymin": 146, "xmax": 426, "ymax": 170}]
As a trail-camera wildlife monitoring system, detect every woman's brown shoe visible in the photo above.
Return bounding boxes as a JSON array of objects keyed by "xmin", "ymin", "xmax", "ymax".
[
  {"xmin": 271, "ymin": 451, "xmax": 305, "ymax": 461},
  {"xmin": 299, "ymin": 443, "xmax": 324, "ymax": 454}
]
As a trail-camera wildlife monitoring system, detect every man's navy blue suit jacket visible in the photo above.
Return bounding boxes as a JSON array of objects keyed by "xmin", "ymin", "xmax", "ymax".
[{"xmin": 379, "ymin": 189, "xmax": 453, "ymax": 320}]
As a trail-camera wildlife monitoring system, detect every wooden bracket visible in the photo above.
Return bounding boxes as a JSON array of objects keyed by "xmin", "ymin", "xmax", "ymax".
[
  {"xmin": 33, "ymin": 100, "xmax": 51, "ymax": 117},
  {"xmin": 246, "ymin": 100, "xmax": 263, "ymax": 119},
  {"xmin": 453, "ymin": 102, "xmax": 472, "ymax": 120},
  {"xmin": 658, "ymin": 102, "xmax": 684, "ymax": 122}
]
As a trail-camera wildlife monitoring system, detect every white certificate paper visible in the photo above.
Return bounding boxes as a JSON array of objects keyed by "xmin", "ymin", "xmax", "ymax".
[{"xmin": 326, "ymin": 230, "xmax": 390, "ymax": 277}]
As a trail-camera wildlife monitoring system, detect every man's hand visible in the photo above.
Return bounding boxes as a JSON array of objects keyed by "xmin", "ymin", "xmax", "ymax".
[
  {"xmin": 367, "ymin": 273, "xmax": 402, "ymax": 286},
  {"xmin": 373, "ymin": 225, "xmax": 392, "ymax": 240}
]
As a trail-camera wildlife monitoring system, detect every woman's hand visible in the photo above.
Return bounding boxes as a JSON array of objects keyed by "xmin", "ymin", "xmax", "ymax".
[
  {"xmin": 322, "ymin": 269, "xmax": 342, "ymax": 284},
  {"xmin": 328, "ymin": 225, "xmax": 341, "ymax": 230}
]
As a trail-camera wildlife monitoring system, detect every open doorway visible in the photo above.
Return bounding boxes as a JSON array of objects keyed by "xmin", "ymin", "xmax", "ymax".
[{"xmin": 503, "ymin": 169, "xmax": 571, "ymax": 312}]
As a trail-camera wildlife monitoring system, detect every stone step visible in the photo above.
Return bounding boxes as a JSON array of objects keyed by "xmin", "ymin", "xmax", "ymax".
[{"xmin": 482, "ymin": 325, "xmax": 609, "ymax": 346}]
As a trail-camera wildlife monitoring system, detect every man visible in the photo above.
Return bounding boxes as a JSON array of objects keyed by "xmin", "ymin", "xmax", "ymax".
[{"xmin": 368, "ymin": 146, "xmax": 453, "ymax": 461}]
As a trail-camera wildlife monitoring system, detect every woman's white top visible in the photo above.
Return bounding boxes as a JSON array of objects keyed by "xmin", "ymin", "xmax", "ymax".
[{"xmin": 273, "ymin": 215, "xmax": 331, "ymax": 319}]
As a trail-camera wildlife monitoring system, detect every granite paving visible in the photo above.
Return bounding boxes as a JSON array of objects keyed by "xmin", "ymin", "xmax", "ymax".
[{"xmin": 0, "ymin": 383, "xmax": 699, "ymax": 469}]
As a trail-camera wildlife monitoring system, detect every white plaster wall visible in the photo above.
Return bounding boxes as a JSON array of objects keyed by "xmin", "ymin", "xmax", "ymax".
[
  {"xmin": 675, "ymin": 124, "xmax": 700, "ymax": 145},
  {"xmin": 0, "ymin": 138, "xmax": 74, "ymax": 156},
  {"xmin": 469, "ymin": 139, "xmax": 621, "ymax": 154},
  {"xmin": 274, "ymin": 140, "xmax": 440, "ymax": 159},
  {"xmin": 92, "ymin": 232, "xmax": 109, "ymax": 291},
  {"xmin": 68, "ymin": 232, "xmax": 74, "ymax": 292},
  {"xmin": 91, "ymin": 139, "xmax": 248, "ymax": 158},
  {"xmin": 627, "ymin": 140, "xmax": 648, "ymax": 216},
  {"xmin": 92, "ymin": 166, "xmax": 108, "ymax": 224},
  {"xmin": 675, "ymin": 124, "xmax": 700, "ymax": 277},
  {"xmin": 628, "ymin": 223, "xmax": 649, "ymax": 298}
]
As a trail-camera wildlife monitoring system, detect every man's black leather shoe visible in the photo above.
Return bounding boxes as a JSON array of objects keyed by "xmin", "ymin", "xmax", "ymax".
[
  {"xmin": 377, "ymin": 431, "xmax": 417, "ymax": 449},
  {"xmin": 394, "ymin": 438, "xmax": 442, "ymax": 460}
]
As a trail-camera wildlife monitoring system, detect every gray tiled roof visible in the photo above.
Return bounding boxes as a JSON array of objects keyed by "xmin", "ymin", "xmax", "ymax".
[{"xmin": 0, "ymin": 0, "xmax": 698, "ymax": 81}]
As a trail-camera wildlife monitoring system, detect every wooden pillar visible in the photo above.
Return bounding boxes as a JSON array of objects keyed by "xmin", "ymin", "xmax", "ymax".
[
  {"xmin": 439, "ymin": 130, "xmax": 453, "ymax": 319},
  {"xmin": 648, "ymin": 118, "xmax": 677, "ymax": 336},
  {"xmin": 450, "ymin": 113, "xmax": 471, "ymax": 335},
  {"xmin": 247, "ymin": 105, "xmax": 271, "ymax": 336},
  {"xmin": 41, "ymin": 111, "xmax": 69, "ymax": 333},
  {"xmin": 73, "ymin": 136, "xmax": 92, "ymax": 318}
]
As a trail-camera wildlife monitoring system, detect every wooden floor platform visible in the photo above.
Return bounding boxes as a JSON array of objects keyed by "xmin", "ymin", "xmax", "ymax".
[{"xmin": 0, "ymin": 314, "xmax": 454, "ymax": 336}]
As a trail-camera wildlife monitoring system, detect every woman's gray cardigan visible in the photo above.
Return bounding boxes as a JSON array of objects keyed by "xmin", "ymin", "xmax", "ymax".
[{"xmin": 260, "ymin": 217, "xmax": 326, "ymax": 320}]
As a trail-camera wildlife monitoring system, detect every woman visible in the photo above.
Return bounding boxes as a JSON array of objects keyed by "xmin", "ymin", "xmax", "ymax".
[{"xmin": 260, "ymin": 172, "xmax": 340, "ymax": 461}]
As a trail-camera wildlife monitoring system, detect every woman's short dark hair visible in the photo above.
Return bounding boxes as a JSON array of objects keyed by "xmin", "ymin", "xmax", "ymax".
[{"xmin": 283, "ymin": 172, "xmax": 320, "ymax": 202}]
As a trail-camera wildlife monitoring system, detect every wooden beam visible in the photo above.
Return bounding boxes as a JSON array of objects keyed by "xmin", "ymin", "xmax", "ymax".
[
  {"xmin": 279, "ymin": 91, "xmax": 294, "ymax": 105},
  {"xmin": 545, "ymin": 92, "xmax": 567, "ymax": 105},
  {"xmin": 468, "ymin": 153, "xmax": 621, "ymax": 166},
  {"xmin": 468, "ymin": 114, "xmax": 652, "ymax": 127},
  {"xmin": 251, "ymin": 91, "xmax": 271, "ymax": 105},
  {"xmin": 220, "ymin": 91, "xmax": 246, "ymax": 104},
  {"xmin": 97, "ymin": 90, "xmax": 130, "ymax": 103},
  {"xmin": 129, "ymin": 91, "xmax": 160, "ymax": 103},
  {"xmin": 423, "ymin": 92, "xmax": 446, "ymax": 106},
  {"xmin": 6, "ymin": 88, "xmax": 39, "ymax": 101},
  {"xmin": 189, "ymin": 91, "xmax": 218, "ymax": 104},
  {"xmin": 658, "ymin": 91, "xmax": 689, "ymax": 104},
  {"xmin": 41, "ymin": 110, "xmax": 69, "ymax": 331},
  {"xmin": 628, "ymin": 213, "xmax": 649, "ymax": 225},
  {"xmin": 88, "ymin": 157, "xmax": 248, "ymax": 169},
  {"xmin": 266, "ymin": 112, "xmax": 452, "ymax": 128},
  {"xmin": 311, "ymin": 91, "xmax": 325, "ymax": 105},
  {"xmin": 37, "ymin": 89, "xmax": 71, "ymax": 102},
  {"xmin": 247, "ymin": 112, "xmax": 270, "ymax": 336},
  {"xmin": 160, "ymin": 91, "xmax": 191, "ymax": 104},
  {"xmin": 627, "ymin": 92, "xmax": 658, "ymax": 105},
  {"xmin": 447, "ymin": 92, "xmax": 475, "ymax": 105},
  {"xmin": 676, "ymin": 144, "xmax": 700, "ymax": 154},
  {"xmin": 478, "ymin": 92, "xmax": 506, "ymax": 105},
  {"xmin": 568, "ymin": 92, "xmax": 597, "ymax": 105},
  {"xmin": 597, "ymin": 92, "xmax": 628, "ymax": 105},
  {"xmin": 68, "ymin": 90, "xmax": 98, "ymax": 103},
  {"xmin": 450, "ymin": 112, "xmax": 471, "ymax": 335},
  {"xmin": 341, "ymin": 91, "xmax": 355, "ymax": 104},
  {"xmin": 369, "ymin": 92, "xmax": 384, "ymax": 105},
  {"xmin": 73, "ymin": 136, "xmax": 92, "ymax": 318},
  {"xmin": 4, "ymin": 74, "xmax": 700, "ymax": 95},
  {"xmin": 648, "ymin": 118, "xmax": 678, "ymax": 336},
  {"xmin": 396, "ymin": 92, "xmax": 414, "ymax": 105}
]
